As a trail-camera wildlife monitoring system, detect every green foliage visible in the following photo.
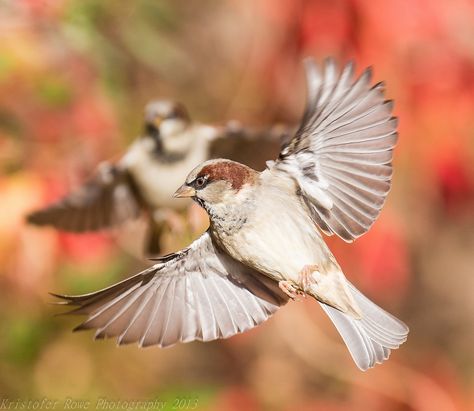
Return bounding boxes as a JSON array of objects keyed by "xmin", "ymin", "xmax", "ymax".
[
  {"xmin": 36, "ymin": 77, "xmax": 72, "ymax": 107},
  {"xmin": 3, "ymin": 316, "xmax": 56, "ymax": 367},
  {"xmin": 156, "ymin": 386, "xmax": 217, "ymax": 411}
]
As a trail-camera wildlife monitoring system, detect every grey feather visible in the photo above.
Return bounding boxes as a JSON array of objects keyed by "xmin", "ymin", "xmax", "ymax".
[
  {"xmin": 26, "ymin": 162, "xmax": 142, "ymax": 232},
  {"xmin": 320, "ymin": 282, "xmax": 408, "ymax": 370},
  {"xmin": 53, "ymin": 232, "xmax": 288, "ymax": 348},
  {"xmin": 274, "ymin": 59, "xmax": 398, "ymax": 242}
]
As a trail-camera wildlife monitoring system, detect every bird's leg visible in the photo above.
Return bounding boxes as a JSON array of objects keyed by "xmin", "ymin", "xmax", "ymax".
[
  {"xmin": 278, "ymin": 281, "xmax": 305, "ymax": 300},
  {"xmin": 298, "ymin": 264, "xmax": 320, "ymax": 293},
  {"xmin": 278, "ymin": 265, "xmax": 320, "ymax": 300}
]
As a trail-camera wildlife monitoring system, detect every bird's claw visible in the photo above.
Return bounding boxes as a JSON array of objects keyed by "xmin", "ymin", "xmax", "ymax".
[
  {"xmin": 279, "ymin": 280, "xmax": 306, "ymax": 301},
  {"xmin": 298, "ymin": 264, "xmax": 320, "ymax": 293}
]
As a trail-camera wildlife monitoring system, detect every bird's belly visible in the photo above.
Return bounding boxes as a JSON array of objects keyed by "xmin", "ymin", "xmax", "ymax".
[
  {"xmin": 132, "ymin": 162, "xmax": 192, "ymax": 209},
  {"xmin": 226, "ymin": 210, "xmax": 328, "ymax": 283}
]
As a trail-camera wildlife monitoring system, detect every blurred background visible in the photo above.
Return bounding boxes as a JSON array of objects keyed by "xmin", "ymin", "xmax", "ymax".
[{"xmin": 0, "ymin": 0, "xmax": 473, "ymax": 410}]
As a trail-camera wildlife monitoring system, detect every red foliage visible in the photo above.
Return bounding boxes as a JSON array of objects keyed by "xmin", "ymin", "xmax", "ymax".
[
  {"xmin": 210, "ymin": 387, "xmax": 259, "ymax": 411},
  {"xmin": 57, "ymin": 232, "xmax": 113, "ymax": 264},
  {"xmin": 434, "ymin": 147, "xmax": 474, "ymax": 214}
]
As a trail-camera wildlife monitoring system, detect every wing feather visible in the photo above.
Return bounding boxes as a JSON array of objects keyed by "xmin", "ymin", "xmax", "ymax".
[
  {"xmin": 159, "ymin": 278, "xmax": 179, "ymax": 347},
  {"xmin": 140, "ymin": 278, "xmax": 173, "ymax": 347},
  {"xmin": 274, "ymin": 59, "xmax": 398, "ymax": 241},
  {"xmin": 206, "ymin": 274, "xmax": 238, "ymax": 338},
  {"xmin": 26, "ymin": 162, "xmax": 142, "ymax": 232},
  {"xmin": 54, "ymin": 232, "xmax": 287, "ymax": 347},
  {"xmin": 118, "ymin": 286, "xmax": 157, "ymax": 344},
  {"xmin": 192, "ymin": 272, "xmax": 219, "ymax": 341}
]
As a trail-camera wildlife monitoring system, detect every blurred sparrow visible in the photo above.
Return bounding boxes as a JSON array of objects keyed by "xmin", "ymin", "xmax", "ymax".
[
  {"xmin": 54, "ymin": 59, "xmax": 408, "ymax": 370},
  {"xmin": 27, "ymin": 100, "xmax": 286, "ymax": 255}
]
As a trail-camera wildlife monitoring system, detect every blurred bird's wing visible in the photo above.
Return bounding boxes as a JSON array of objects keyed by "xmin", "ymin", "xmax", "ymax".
[
  {"xmin": 210, "ymin": 123, "xmax": 291, "ymax": 171},
  {"xmin": 53, "ymin": 231, "xmax": 288, "ymax": 347},
  {"xmin": 27, "ymin": 162, "xmax": 143, "ymax": 232},
  {"xmin": 272, "ymin": 58, "xmax": 398, "ymax": 242}
]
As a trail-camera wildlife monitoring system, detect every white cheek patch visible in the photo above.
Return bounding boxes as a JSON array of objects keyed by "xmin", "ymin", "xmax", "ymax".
[
  {"xmin": 202, "ymin": 180, "xmax": 232, "ymax": 203},
  {"xmin": 160, "ymin": 119, "xmax": 185, "ymax": 136},
  {"xmin": 161, "ymin": 120, "xmax": 192, "ymax": 153}
]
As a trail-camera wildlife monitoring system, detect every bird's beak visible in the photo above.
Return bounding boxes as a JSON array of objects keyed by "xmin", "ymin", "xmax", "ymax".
[{"xmin": 173, "ymin": 185, "xmax": 195, "ymax": 198}]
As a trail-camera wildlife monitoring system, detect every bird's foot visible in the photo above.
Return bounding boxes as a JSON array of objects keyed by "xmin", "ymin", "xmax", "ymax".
[
  {"xmin": 278, "ymin": 280, "xmax": 305, "ymax": 301},
  {"xmin": 298, "ymin": 264, "xmax": 320, "ymax": 293}
]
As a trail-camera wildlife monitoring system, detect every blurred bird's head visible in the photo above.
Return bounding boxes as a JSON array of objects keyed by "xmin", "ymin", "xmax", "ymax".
[{"xmin": 143, "ymin": 100, "xmax": 191, "ymax": 158}]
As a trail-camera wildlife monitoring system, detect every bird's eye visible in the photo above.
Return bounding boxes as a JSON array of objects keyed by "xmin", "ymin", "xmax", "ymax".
[{"xmin": 195, "ymin": 176, "xmax": 206, "ymax": 188}]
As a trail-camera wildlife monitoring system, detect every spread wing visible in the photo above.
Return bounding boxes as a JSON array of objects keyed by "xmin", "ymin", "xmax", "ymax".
[
  {"xmin": 27, "ymin": 162, "xmax": 142, "ymax": 232},
  {"xmin": 273, "ymin": 58, "xmax": 398, "ymax": 241},
  {"xmin": 53, "ymin": 232, "xmax": 288, "ymax": 347}
]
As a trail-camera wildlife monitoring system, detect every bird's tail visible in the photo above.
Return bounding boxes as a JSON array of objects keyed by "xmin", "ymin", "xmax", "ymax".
[{"xmin": 319, "ymin": 282, "xmax": 409, "ymax": 371}]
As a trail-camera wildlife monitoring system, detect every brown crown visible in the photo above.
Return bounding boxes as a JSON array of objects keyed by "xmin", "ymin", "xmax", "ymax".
[{"xmin": 198, "ymin": 161, "xmax": 257, "ymax": 190}]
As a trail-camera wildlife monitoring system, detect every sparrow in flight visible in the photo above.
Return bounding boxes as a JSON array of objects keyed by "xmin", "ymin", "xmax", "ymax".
[
  {"xmin": 27, "ymin": 100, "xmax": 286, "ymax": 255},
  {"xmin": 54, "ymin": 58, "xmax": 408, "ymax": 370}
]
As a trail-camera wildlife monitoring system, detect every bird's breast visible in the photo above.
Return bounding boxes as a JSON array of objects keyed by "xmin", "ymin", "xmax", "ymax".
[
  {"xmin": 122, "ymin": 132, "xmax": 210, "ymax": 209},
  {"xmin": 216, "ymin": 185, "xmax": 331, "ymax": 283}
]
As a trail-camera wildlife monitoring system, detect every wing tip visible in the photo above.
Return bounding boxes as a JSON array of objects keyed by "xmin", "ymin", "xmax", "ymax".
[
  {"xmin": 323, "ymin": 56, "xmax": 337, "ymax": 70},
  {"xmin": 372, "ymin": 80, "xmax": 385, "ymax": 92},
  {"xmin": 73, "ymin": 322, "xmax": 92, "ymax": 332},
  {"xmin": 49, "ymin": 292, "xmax": 78, "ymax": 304},
  {"xmin": 25, "ymin": 211, "xmax": 39, "ymax": 224},
  {"xmin": 342, "ymin": 60, "xmax": 356, "ymax": 81},
  {"xmin": 25, "ymin": 209, "xmax": 54, "ymax": 226},
  {"xmin": 384, "ymin": 99, "xmax": 395, "ymax": 112},
  {"xmin": 303, "ymin": 56, "xmax": 317, "ymax": 68},
  {"xmin": 360, "ymin": 66, "xmax": 373, "ymax": 83}
]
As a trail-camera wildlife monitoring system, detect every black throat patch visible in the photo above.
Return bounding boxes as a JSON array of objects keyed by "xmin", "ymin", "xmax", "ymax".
[{"xmin": 144, "ymin": 123, "xmax": 188, "ymax": 164}]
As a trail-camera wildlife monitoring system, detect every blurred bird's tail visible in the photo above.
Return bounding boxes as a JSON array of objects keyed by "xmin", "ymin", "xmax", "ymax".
[{"xmin": 319, "ymin": 282, "xmax": 409, "ymax": 371}]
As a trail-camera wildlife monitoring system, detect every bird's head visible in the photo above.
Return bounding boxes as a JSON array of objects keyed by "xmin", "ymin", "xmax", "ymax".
[
  {"xmin": 143, "ymin": 100, "xmax": 191, "ymax": 158},
  {"xmin": 173, "ymin": 159, "xmax": 258, "ymax": 215}
]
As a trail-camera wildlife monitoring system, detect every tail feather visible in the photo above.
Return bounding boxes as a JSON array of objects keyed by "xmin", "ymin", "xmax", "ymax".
[{"xmin": 320, "ymin": 282, "xmax": 408, "ymax": 371}]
